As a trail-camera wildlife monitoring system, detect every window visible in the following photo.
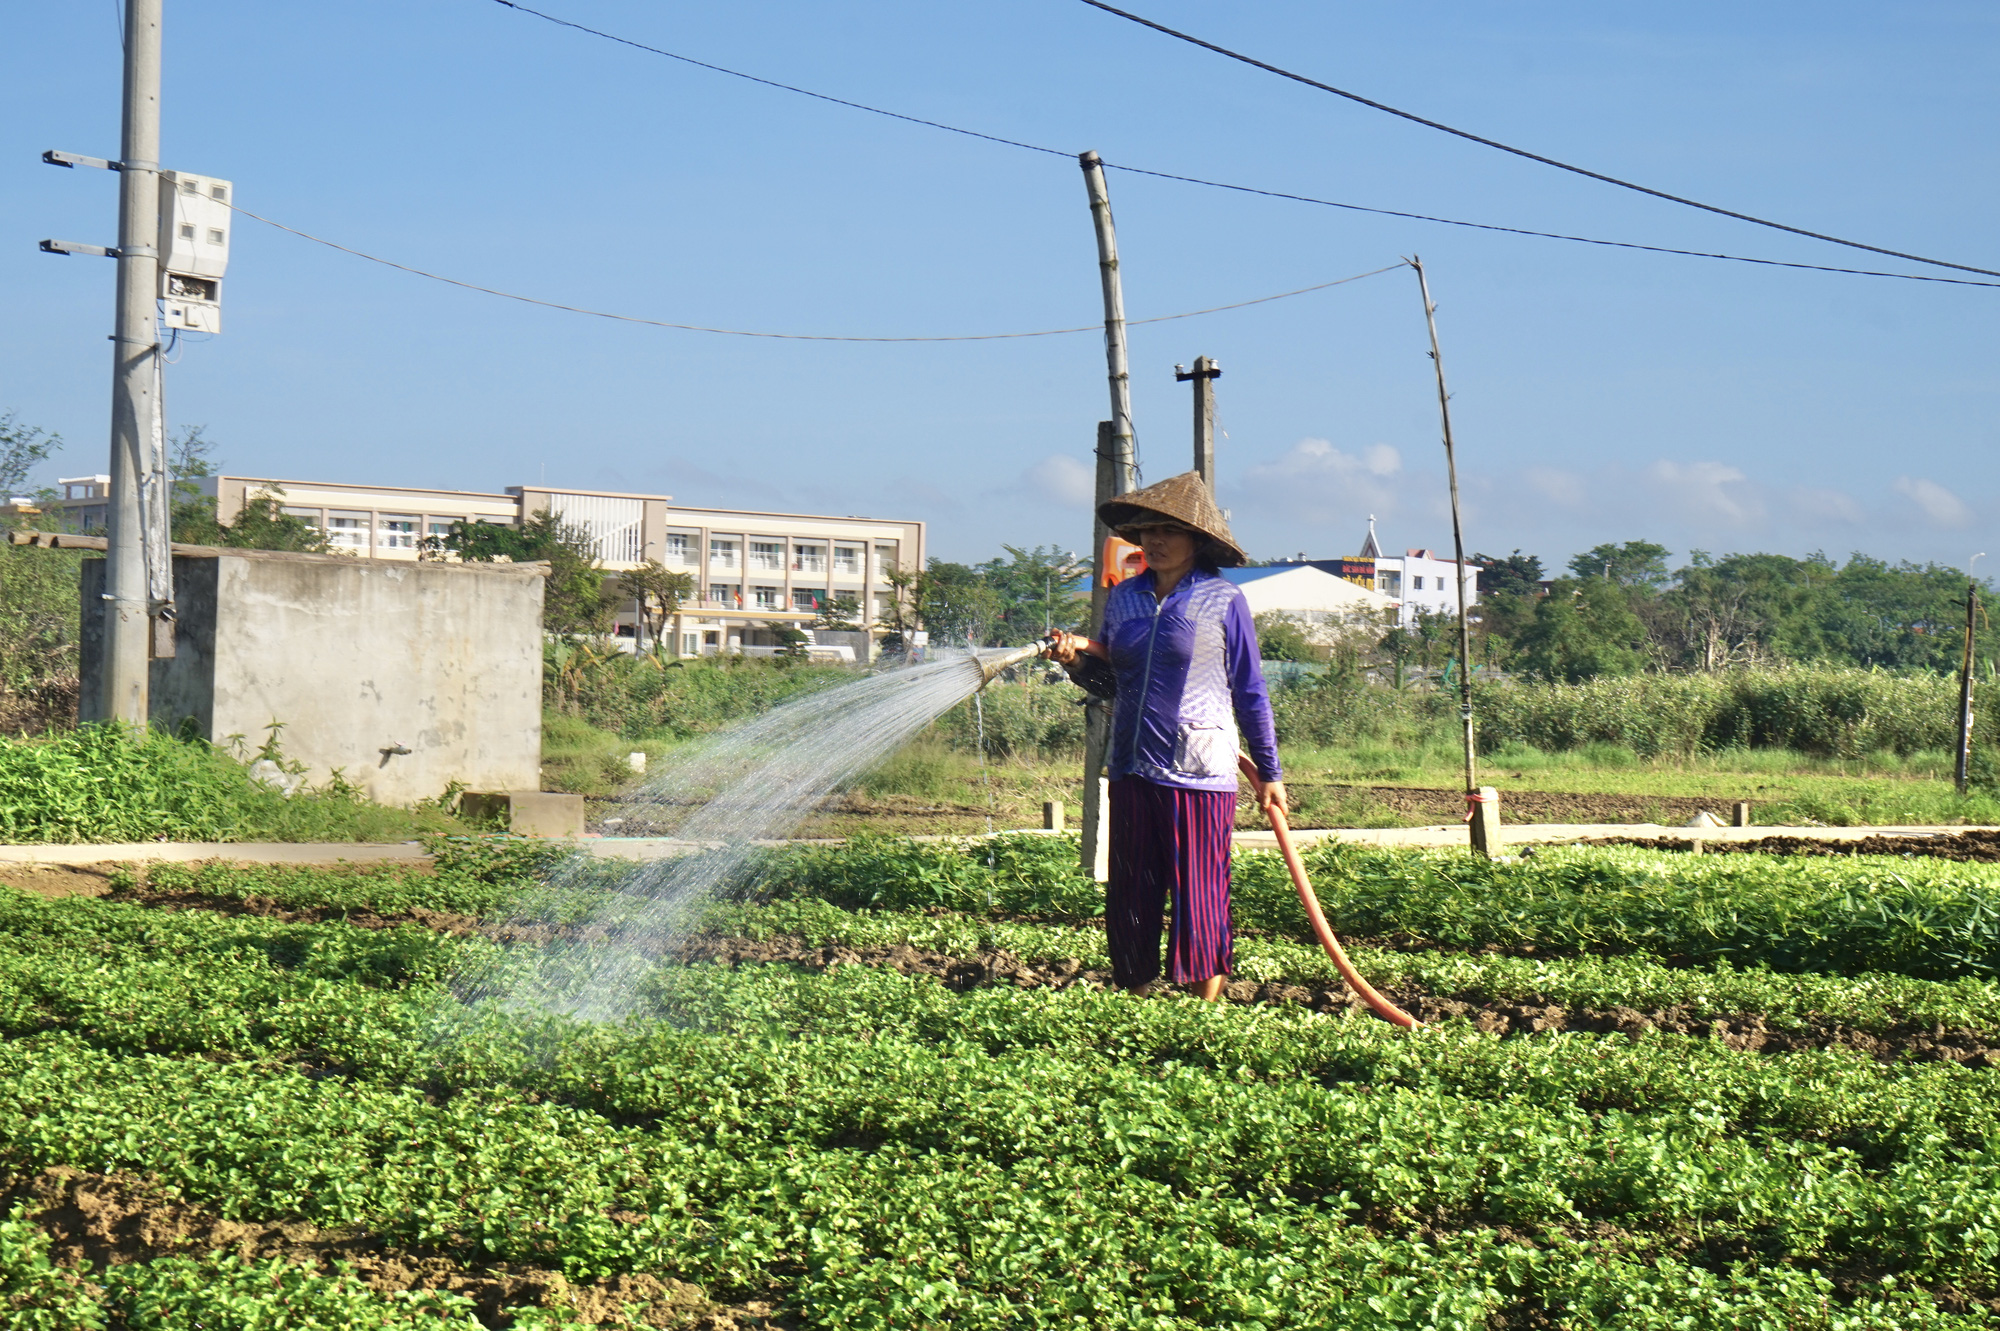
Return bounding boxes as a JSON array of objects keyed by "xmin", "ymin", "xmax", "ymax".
[
  {"xmin": 834, "ymin": 545, "xmax": 860, "ymax": 574},
  {"xmin": 426, "ymin": 519, "xmax": 454, "ymax": 540},
  {"xmin": 180, "ymin": 178, "xmax": 197, "ymax": 195},
  {"xmin": 749, "ymin": 541, "xmax": 784, "ymax": 572},
  {"xmin": 708, "ymin": 583, "xmax": 740, "ymax": 607},
  {"xmin": 210, "ymin": 184, "xmax": 227, "ymax": 201},
  {"xmin": 326, "ymin": 512, "xmax": 370, "ymax": 551},
  {"xmin": 682, "ymin": 634, "xmax": 699, "ymax": 655},
  {"xmin": 708, "ymin": 540, "xmax": 738, "ymax": 570},
  {"xmin": 378, "ymin": 515, "xmax": 418, "ymax": 550},
  {"xmin": 793, "ymin": 543, "xmax": 826, "ymax": 573},
  {"xmin": 874, "ymin": 544, "xmax": 898, "ymax": 577},
  {"xmin": 206, "ymin": 229, "xmax": 225, "ymax": 246},
  {"xmin": 752, "ymin": 585, "xmax": 783, "ymax": 610},
  {"xmin": 793, "ymin": 587, "xmax": 825, "ymax": 612},
  {"xmin": 282, "ymin": 506, "xmax": 324, "ymax": 530},
  {"xmin": 662, "ymin": 533, "xmax": 694, "ymax": 565},
  {"xmin": 179, "ymin": 224, "xmax": 195, "ymax": 240}
]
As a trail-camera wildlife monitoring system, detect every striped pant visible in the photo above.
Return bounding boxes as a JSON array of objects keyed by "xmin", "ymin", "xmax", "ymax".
[{"xmin": 1107, "ymin": 777, "xmax": 1236, "ymax": 987}]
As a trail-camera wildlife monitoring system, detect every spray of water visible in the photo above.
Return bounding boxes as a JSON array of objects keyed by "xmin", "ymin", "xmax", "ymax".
[{"xmin": 451, "ymin": 650, "xmax": 1026, "ymax": 1024}]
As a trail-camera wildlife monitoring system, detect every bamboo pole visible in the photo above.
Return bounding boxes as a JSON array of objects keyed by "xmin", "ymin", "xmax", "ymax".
[
  {"xmin": 1410, "ymin": 257, "xmax": 1488, "ymax": 852},
  {"xmin": 1957, "ymin": 557, "xmax": 1983, "ymax": 795},
  {"xmin": 1078, "ymin": 152, "xmax": 1138, "ymax": 882},
  {"xmin": 1080, "ymin": 153, "xmax": 1138, "ymax": 492}
]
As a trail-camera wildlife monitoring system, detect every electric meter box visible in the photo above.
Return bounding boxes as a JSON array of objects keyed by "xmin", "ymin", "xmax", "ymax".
[{"xmin": 157, "ymin": 170, "xmax": 232, "ymax": 333}]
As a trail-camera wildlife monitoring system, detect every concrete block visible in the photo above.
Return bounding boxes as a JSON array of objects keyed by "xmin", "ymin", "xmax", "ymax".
[{"xmin": 462, "ymin": 790, "xmax": 584, "ymax": 838}]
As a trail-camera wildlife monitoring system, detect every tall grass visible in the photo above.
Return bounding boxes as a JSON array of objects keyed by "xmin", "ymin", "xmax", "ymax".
[{"xmin": 1475, "ymin": 665, "xmax": 1998, "ymax": 759}]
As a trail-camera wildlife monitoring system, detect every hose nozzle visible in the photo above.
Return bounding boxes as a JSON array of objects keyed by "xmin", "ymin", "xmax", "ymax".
[{"xmin": 974, "ymin": 634, "xmax": 1059, "ymax": 686}]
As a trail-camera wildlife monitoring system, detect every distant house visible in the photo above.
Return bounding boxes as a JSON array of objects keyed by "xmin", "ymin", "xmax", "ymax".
[
  {"xmin": 1219, "ymin": 565, "xmax": 1398, "ymax": 637},
  {"xmin": 1266, "ymin": 516, "xmax": 1478, "ymax": 627}
]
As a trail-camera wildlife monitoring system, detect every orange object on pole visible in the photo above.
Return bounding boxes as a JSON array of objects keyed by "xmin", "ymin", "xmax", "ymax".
[{"xmin": 1237, "ymin": 755, "xmax": 1421, "ymax": 1029}]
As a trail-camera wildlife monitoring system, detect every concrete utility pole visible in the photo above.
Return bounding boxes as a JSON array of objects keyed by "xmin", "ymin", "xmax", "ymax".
[
  {"xmin": 1411, "ymin": 257, "xmax": 1496, "ymax": 856},
  {"xmin": 1175, "ymin": 357, "xmax": 1221, "ymax": 484},
  {"xmin": 102, "ymin": 0, "xmax": 165, "ymax": 726},
  {"xmin": 1077, "ymin": 151, "xmax": 1140, "ymax": 882},
  {"xmin": 1956, "ymin": 554, "xmax": 1984, "ymax": 795}
]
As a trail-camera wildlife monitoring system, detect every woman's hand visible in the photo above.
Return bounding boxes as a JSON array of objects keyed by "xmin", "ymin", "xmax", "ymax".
[
  {"xmin": 1044, "ymin": 631, "xmax": 1105, "ymax": 665},
  {"xmin": 1258, "ymin": 780, "xmax": 1289, "ymax": 820}
]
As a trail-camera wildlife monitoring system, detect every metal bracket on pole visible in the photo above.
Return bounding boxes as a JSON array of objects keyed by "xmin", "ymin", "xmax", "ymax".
[
  {"xmin": 43, "ymin": 149, "xmax": 123, "ymax": 171},
  {"xmin": 41, "ymin": 239, "xmax": 120, "ymax": 258}
]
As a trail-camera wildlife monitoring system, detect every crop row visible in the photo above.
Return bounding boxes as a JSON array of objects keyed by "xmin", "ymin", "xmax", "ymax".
[
  {"xmin": 4, "ymin": 887, "xmax": 1997, "ymax": 1168},
  {"xmin": 125, "ymin": 830, "xmax": 2000, "ymax": 984},
  {"xmin": 2, "ymin": 1000, "xmax": 1995, "ymax": 1330},
  {"xmin": 691, "ymin": 895, "xmax": 2000, "ymax": 1037}
]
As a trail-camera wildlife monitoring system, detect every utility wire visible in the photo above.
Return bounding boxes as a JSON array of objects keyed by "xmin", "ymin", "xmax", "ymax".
[
  {"xmin": 488, "ymin": 0, "xmax": 1069, "ymax": 160},
  {"xmin": 1073, "ymin": 0, "xmax": 2000, "ymax": 280},
  {"xmin": 481, "ymin": 0, "xmax": 2000, "ymax": 291},
  {"xmin": 225, "ymin": 201, "xmax": 1405, "ymax": 339}
]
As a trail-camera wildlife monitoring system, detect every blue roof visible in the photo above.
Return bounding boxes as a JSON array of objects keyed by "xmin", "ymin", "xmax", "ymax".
[{"xmin": 1219, "ymin": 566, "xmax": 1289, "ymax": 585}]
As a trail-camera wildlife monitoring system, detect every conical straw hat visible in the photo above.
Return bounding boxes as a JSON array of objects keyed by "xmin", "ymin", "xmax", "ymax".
[{"xmin": 1098, "ymin": 471, "xmax": 1247, "ymax": 567}]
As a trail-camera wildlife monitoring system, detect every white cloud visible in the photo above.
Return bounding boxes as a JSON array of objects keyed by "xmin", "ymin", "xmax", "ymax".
[
  {"xmin": 1893, "ymin": 475, "xmax": 1971, "ymax": 528},
  {"xmin": 1247, "ymin": 438, "xmax": 1401, "ymax": 484},
  {"xmin": 1524, "ymin": 467, "xmax": 1586, "ymax": 507},
  {"xmin": 1021, "ymin": 454, "xmax": 1095, "ymax": 508},
  {"xmin": 1789, "ymin": 486, "xmax": 1863, "ymax": 524},
  {"xmin": 1643, "ymin": 460, "xmax": 1765, "ymax": 525}
]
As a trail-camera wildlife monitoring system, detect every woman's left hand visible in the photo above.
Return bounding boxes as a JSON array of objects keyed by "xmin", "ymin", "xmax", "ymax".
[{"xmin": 1259, "ymin": 780, "xmax": 1288, "ymax": 819}]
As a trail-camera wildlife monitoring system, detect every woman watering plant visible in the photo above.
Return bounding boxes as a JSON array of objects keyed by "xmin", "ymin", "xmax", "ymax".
[{"xmin": 1046, "ymin": 472, "xmax": 1285, "ymax": 1000}]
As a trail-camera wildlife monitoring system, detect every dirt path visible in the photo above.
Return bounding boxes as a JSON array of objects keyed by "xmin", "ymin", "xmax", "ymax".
[
  {"xmin": 2, "ymin": 1165, "xmax": 785, "ymax": 1330},
  {"xmin": 1601, "ymin": 829, "xmax": 2000, "ymax": 862}
]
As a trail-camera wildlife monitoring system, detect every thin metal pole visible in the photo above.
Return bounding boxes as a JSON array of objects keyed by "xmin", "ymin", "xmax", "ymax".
[
  {"xmin": 1957, "ymin": 561, "xmax": 1982, "ymax": 795},
  {"xmin": 1411, "ymin": 257, "xmax": 1477, "ymax": 804},
  {"xmin": 1080, "ymin": 153, "xmax": 1138, "ymax": 494},
  {"xmin": 101, "ymin": 0, "xmax": 163, "ymax": 726}
]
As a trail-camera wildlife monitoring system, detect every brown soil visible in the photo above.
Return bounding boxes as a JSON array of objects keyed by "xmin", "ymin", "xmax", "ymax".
[
  {"xmin": 1599, "ymin": 829, "xmax": 2000, "ymax": 862},
  {"xmin": 679, "ymin": 933, "xmax": 2000, "ymax": 1067},
  {"xmin": 2, "ymin": 1165, "xmax": 787, "ymax": 1329},
  {"xmin": 0, "ymin": 862, "xmax": 122, "ymax": 899}
]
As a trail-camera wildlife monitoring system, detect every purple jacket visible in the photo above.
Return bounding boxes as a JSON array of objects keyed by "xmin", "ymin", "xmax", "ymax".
[{"xmin": 1103, "ymin": 567, "xmax": 1282, "ymax": 793}]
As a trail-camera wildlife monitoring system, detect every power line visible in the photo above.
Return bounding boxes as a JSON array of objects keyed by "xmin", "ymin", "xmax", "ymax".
[
  {"xmin": 481, "ymin": 0, "xmax": 2000, "ymax": 291},
  {"xmin": 225, "ymin": 200, "xmax": 1405, "ymax": 338},
  {"xmin": 1073, "ymin": 0, "xmax": 2000, "ymax": 281},
  {"xmin": 488, "ymin": 0, "xmax": 1069, "ymax": 160}
]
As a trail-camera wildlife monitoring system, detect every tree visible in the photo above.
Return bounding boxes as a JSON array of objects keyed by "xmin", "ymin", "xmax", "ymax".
[
  {"xmin": 1567, "ymin": 540, "xmax": 1671, "ymax": 589},
  {"xmin": 0, "ymin": 412, "xmax": 61, "ymax": 501},
  {"xmin": 1513, "ymin": 578, "xmax": 1649, "ymax": 682},
  {"xmin": 616, "ymin": 559, "xmax": 695, "ymax": 643},
  {"xmin": 971, "ymin": 545, "xmax": 1090, "ymax": 644},
  {"xmin": 1254, "ymin": 612, "xmax": 1322, "ymax": 663},
  {"xmin": 426, "ymin": 509, "xmax": 612, "ymax": 636},
  {"xmin": 1472, "ymin": 549, "xmax": 1544, "ymax": 597},
  {"xmin": 811, "ymin": 593, "xmax": 863, "ymax": 632},
  {"xmin": 166, "ymin": 426, "xmax": 327, "ymax": 552}
]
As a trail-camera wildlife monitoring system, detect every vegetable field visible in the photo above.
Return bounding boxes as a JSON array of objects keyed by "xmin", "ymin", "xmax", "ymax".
[{"xmin": 2, "ymin": 836, "xmax": 1998, "ymax": 1328}]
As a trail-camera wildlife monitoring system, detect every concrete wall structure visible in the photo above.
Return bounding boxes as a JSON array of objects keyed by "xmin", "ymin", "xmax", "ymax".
[{"xmin": 82, "ymin": 546, "xmax": 544, "ymax": 804}]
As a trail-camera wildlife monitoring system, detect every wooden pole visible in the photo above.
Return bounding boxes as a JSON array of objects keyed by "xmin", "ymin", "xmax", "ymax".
[
  {"xmin": 1176, "ymin": 356, "xmax": 1221, "ymax": 484},
  {"xmin": 1079, "ymin": 420, "xmax": 1118, "ymax": 881},
  {"xmin": 1080, "ymin": 153, "xmax": 1138, "ymax": 493},
  {"xmin": 1957, "ymin": 571, "xmax": 1980, "ymax": 795},
  {"xmin": 1410, "ymin": 257, "xmax": 1486, "ymax": 854}
]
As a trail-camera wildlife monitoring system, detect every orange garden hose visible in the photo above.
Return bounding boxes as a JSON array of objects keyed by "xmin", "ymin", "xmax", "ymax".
[{"xmin": 1237, "ymin": 755, "xmax": 1422, "ymax": 1029}]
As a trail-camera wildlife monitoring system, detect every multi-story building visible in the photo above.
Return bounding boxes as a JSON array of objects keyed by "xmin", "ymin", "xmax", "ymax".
[
  {"xmin": 1268, "ymin": 517, "xmax": 1477, "ymax": 628},
  {"xmin": 47, "ymin": 475, "xmax": 924, "ymax": 656}
]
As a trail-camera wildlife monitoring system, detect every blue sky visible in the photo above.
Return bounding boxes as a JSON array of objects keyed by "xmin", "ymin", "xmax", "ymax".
[{"xmin": 4, "ymin": 1, "xmax": 1994, "ymax": 571}]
